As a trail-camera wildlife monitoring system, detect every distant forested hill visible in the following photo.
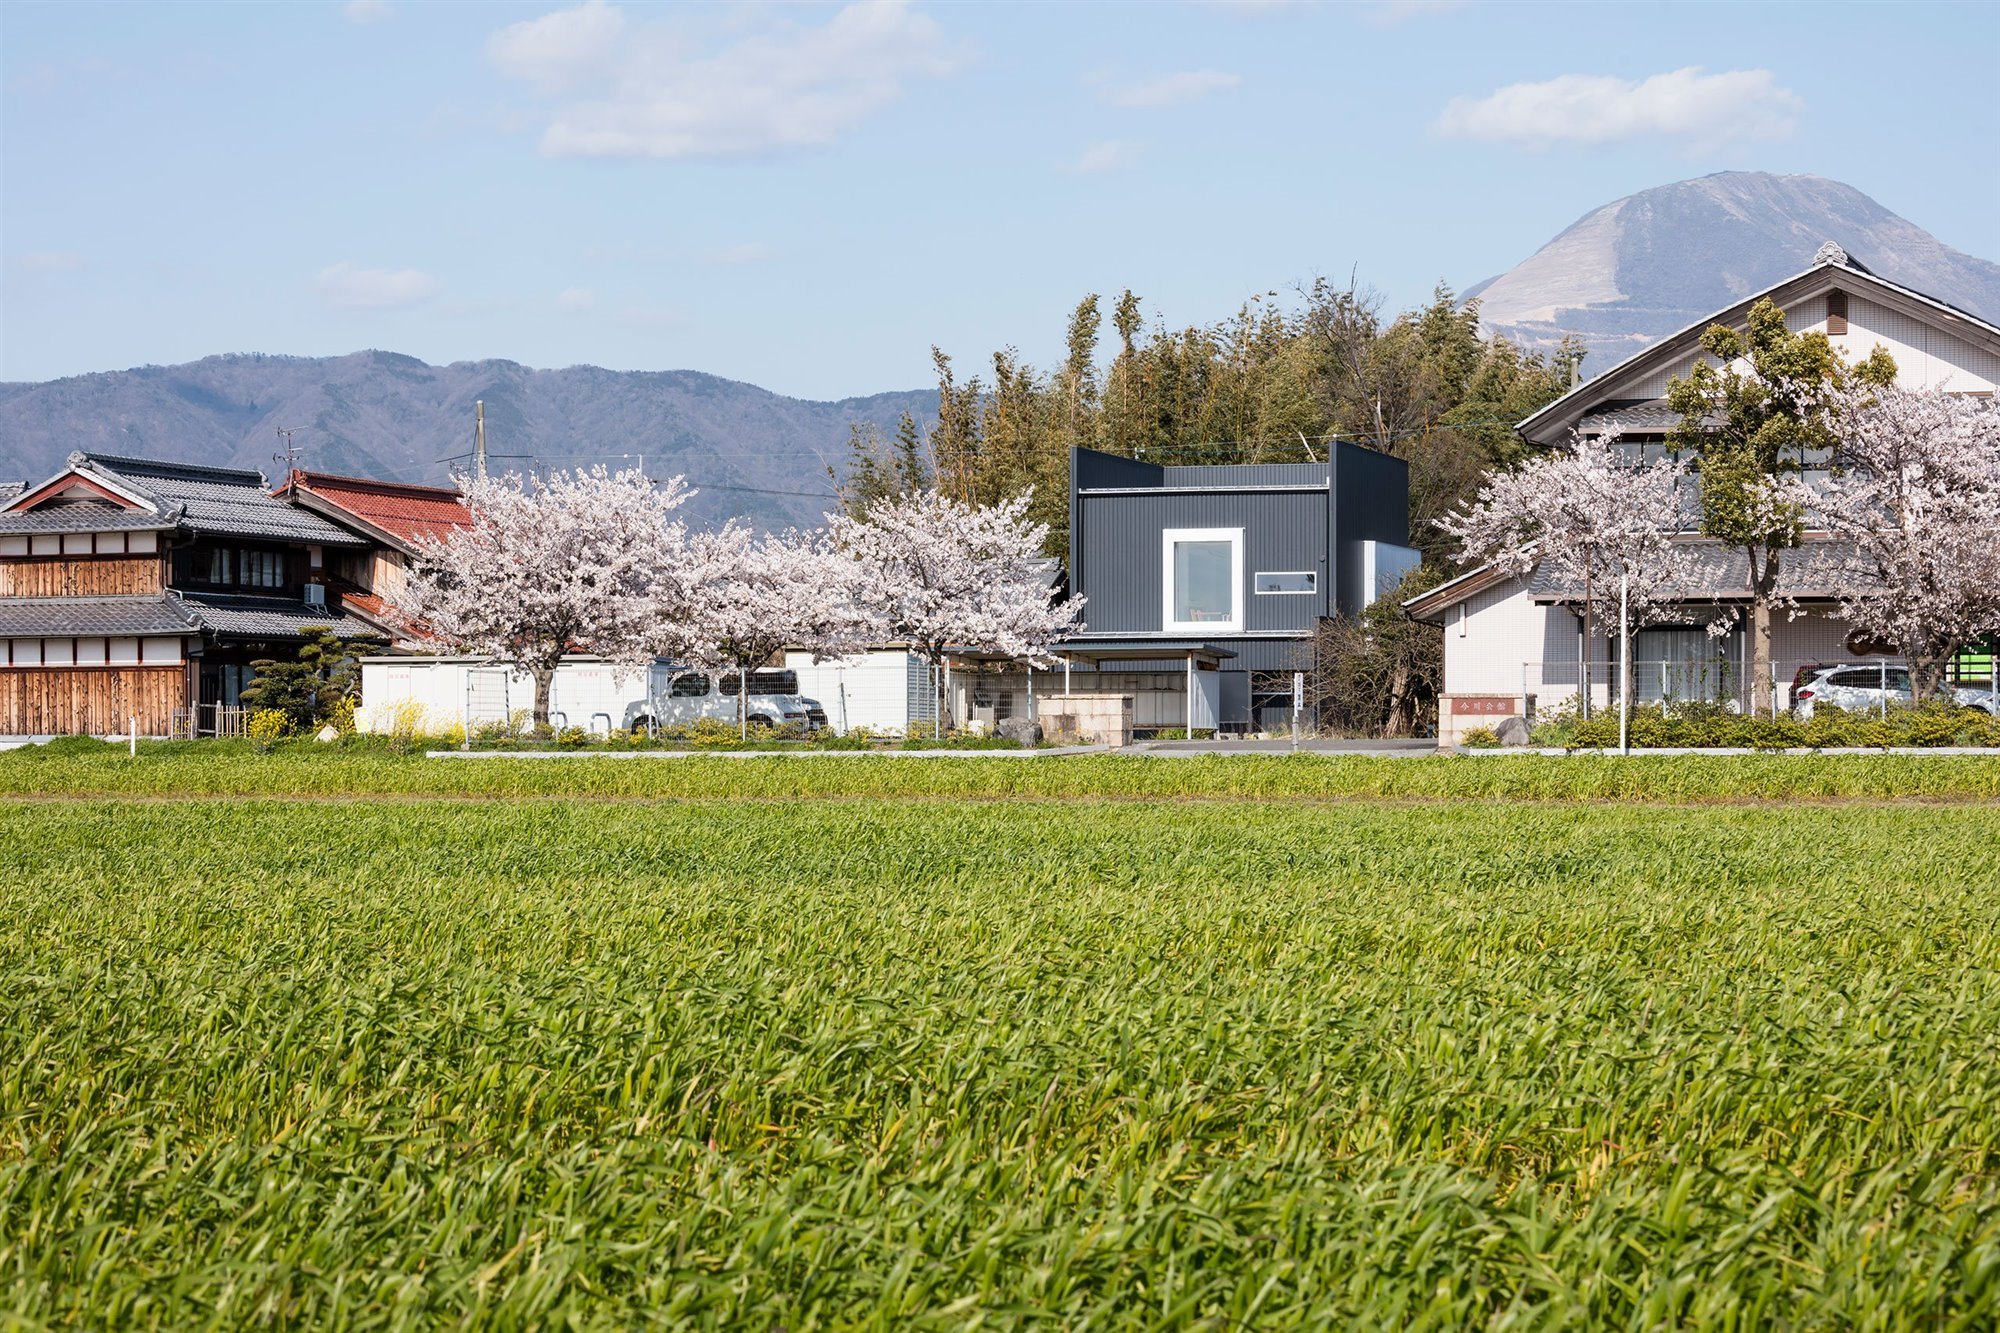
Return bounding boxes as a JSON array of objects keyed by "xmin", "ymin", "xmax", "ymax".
[{"xmin": 0, "ymin": 351, "xmax": 932, "ymax": 529}]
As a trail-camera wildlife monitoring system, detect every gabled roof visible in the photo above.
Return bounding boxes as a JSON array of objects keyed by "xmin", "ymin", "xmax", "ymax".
[
  {"xmin": 67, "ymin": 454, "xmax": 368, "ymax": 547},
  {"xmin": 1402, "ymin": 560, "xmax": 1521, "ymax": 623},
  {"xmin": 1518, "ymin": 251, "xmax": 2000, "ymax": 445},
  {"xmin": 278, "ymin": 470, "xmax": 469, "ymax": 554}
]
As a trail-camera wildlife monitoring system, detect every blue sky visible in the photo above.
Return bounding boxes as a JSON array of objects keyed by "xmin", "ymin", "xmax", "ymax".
[{"xmin": 4, "ymin": 0, "xmax": 1995, "ymax": 399}]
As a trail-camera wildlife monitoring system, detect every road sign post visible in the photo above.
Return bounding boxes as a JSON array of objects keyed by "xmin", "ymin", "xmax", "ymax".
[{"xmin": 1291, "ymin": 671, "xmax": 1304, "ymax": 752}]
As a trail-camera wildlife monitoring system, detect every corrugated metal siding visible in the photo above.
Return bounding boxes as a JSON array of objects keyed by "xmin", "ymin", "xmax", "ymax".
[
  {"xmin": 1332, "ymin": 444, "xmax": 1411, "ymax": 614},
  {"xmin": 1074, "ymin": 491, "xmax": 1330, "ymax": 633},
  {"xmin": 1157, "ymin": 462, "xmax": 1329, "ymax": 488},
  {"xmin": 1073, "ymin": 450, "xmax": 1163, "ymax": 489}
]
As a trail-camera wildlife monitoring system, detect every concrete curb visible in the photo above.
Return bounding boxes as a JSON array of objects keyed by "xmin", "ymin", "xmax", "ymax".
[{"xmin": 426, "ymin": 745, "xmax": 1113, "ymax": 759}]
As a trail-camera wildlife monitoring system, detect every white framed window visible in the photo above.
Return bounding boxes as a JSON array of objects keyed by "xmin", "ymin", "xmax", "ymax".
[
  {"xmin": 1254, "ymin": 571, "xmax": 1315, "ymax": 595},
  {"xmin": 1162, "ymin": 527, "xmax": 1242, "ymax": 632}
]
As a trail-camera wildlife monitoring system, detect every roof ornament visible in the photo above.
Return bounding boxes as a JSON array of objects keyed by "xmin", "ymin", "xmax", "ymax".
[{"xmin": 1813, "ymin": 240, "xmax": 1850, "ymax": 268}]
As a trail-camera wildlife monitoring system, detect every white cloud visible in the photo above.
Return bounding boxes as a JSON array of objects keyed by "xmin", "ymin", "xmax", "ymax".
[
  {"xmin": 1435, "ymin": 67, "xmax": 1802, "ymax": 148},
  {"xmin": 315, "ymin": 261, "xmax": 440, "ymax": 310},
  {"xmin": 1067, "ymin": 140, "xmax": 1137, "ymax": 175},
  {"xmin": 555, "ymin": 286, "xmax": 595, "ymax": 311},
  {"xmin": 1105, "ymin": 70, "xmax": 1239, "ymax": 109},
  {"xmin": 711, "ymin": 242, "xmax": 772, "ymax": 265},
  {"xmin": 342, "ymin": 0, "xmax": 392, "ymax": 24},
  {"xmin": 486, "ymin": 0, "xmax": 625, "ymax": 94},
  {"xmin": 485, "ymin": 0, "xmax": 964, "ymax": 159},
  {"xmin": 14, "ymin": 251, "xmax": 84, "ymax": 272}
]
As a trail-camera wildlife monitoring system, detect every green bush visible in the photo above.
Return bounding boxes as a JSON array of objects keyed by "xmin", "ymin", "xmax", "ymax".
[
  {"xmin": 812, "ymin": 728, "xmax": 876, "ymax": 750},
  {"xmin": 897, "ymin": 731, "xmax": 1026, "ymax": 750},
  {"xmin": 1460, "ymin": 727, "xmax": 1501, "ymax": 749}
]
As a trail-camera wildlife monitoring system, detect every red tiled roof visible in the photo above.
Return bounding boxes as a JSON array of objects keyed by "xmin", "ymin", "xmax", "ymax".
[
  {"xmin": 332, "ymin": 580, "xmax": 446, "ymax": 646},
  {"xmin": 284, "ymin": 470, "xmax": 470, "ymax": 550}
]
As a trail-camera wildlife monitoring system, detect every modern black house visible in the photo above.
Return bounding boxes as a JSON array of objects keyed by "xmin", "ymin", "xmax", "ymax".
[{"xmin": 1059, "ymin": 444, "xmax": 1416, "ymax": 732}]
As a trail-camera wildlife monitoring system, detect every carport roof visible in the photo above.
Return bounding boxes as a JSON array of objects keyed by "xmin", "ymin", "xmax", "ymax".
[{"xmin": 1052, "ymin": 638, "xmax": 1237, "ymax": 662}]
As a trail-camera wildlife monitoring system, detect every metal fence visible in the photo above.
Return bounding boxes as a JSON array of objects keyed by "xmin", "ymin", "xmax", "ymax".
[{"xmin": 1522, "ymin": 657, "xmax": 2000, "ymax": 718}]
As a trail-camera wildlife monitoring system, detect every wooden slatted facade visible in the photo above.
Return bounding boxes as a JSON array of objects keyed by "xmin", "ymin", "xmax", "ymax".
[
  {"xmin": 0, "ymin": 556, "xmax": 165, "ymax": 598},
  {"xmin": 0, "ymin": 664, "xmax": 186, "ymax": 736}
]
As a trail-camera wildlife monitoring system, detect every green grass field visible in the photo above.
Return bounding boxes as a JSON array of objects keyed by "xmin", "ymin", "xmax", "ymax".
[{"xmin": 5, "ymin": 752, "xmax": 2000, "ymax": 1327}]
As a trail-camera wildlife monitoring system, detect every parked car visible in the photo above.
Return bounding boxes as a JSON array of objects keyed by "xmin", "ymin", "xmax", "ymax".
[
  {"xmin": 1791, "ymin": 662, "xmax": 1996, "ymax": 719},
  {"xmin": 623, "ymin": 665, "xmax": 827, "ymax": 733}
]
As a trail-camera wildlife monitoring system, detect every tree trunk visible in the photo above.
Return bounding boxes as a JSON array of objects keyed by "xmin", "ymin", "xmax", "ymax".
[
  {"xmin": 1384, "ymin": 663, "xmax": 1409, "ymax": 739},
  {"xmin": 1748, "ymin": 546, "xmax": 1779, "ymax": 718},
  {"xmin": 531, "ymin": 664, "xmax": 555, "ymax": 733},
  {"xmin": 1909, "ymin": 654, "xmax": 1948, "ymax": 704}
]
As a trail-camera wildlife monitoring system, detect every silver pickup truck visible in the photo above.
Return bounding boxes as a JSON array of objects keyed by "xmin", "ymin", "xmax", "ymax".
[{"xmin": 623, "ymin": 664, "xmax": 828, "ymax": 733}]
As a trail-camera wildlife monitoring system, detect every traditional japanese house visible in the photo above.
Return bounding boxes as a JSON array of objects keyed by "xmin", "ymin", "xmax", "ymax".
[
  {"xmin": 271, "ymin": 470, "xmax": 470, "ymax": 648},
  {"xmin": 0, "ymin": 452, "xmax": 384, "ymax": 736}
]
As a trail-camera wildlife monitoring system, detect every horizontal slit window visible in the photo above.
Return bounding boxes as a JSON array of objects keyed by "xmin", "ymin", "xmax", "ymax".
[{"xmin": 1254, "ymin": 571, "xmax": 1315, "ymax": 595}]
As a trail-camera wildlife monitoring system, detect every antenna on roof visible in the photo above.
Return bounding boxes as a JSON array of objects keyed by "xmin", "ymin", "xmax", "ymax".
[{"xmin": 274, "ymin": 426, "xmax": 303, "ymax": 478}]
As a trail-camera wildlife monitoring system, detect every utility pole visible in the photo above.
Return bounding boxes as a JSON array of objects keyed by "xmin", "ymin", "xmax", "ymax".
[{"xmin": 474, "ymin": 400, "xmax": 488, "ymax": 481}]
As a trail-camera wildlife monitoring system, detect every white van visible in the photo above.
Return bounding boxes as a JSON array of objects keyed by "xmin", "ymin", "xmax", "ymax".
[{"xmin": 622, "ymin": 665, "xmax": 827, "ymax": 733}]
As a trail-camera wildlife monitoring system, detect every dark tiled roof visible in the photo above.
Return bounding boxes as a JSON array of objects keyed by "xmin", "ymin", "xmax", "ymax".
[
  {"xmin": 1525, "ymin": 539, "xmax": 1863, "ymax": 602},
  {"xmin": 78, "ymin": 454, "xmax": 366, "ymax": 547},
  {"xmin": 176, "ymin": 591, "xmax": 385, "ymax": 641},
  {"xmin": 0, "ymin": 595, "xmax": 199, "ymax": 637},
  {"xmin": 1577, "ymin": 401, "xmax": 1687, "ymax": 434},
  {"xmin": 0, "ymin": 504, "xmax": 177, "ymax": 535}
]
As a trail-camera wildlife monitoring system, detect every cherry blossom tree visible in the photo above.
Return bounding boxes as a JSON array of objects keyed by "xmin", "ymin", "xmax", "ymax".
[
  {"xmin": 827, "ymin": 489, "xmax": 1081, "ymax": 735},
  {"xmin": 396, "ymin": 467, "xmax": 692, "ymax": 730},
  {"xmin": 1778, "ymin": 385, "xmax": 2000, "ymax": 701},
  {"xmin": 1438, "ymin": 433, "xmax": 1691, "ymax": 716},
  {"xmin": 681, "ymin": 523, "xmax": 879, "ymax": 737}
]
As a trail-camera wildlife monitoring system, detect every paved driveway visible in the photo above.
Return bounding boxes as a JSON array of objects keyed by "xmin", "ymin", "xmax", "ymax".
[{"xmin": 1136, "ymin": 737, "xmax": 1436, "ymax": 755}]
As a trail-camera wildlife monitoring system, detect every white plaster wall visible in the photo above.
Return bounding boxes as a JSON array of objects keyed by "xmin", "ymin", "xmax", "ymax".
[
  {"xmin": 1442, "ymin": 578, "xmax": 1564, "ymax": 698},
  {"xmin": 1842, "ymin": 295, "xmax": 1999, "ymax": 393}
]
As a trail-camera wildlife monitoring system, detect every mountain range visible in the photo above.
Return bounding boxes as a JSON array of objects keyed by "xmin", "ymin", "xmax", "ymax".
[
  {"xmin": 5, "ymin": 172, "xmax": 1996, "ymax": 522},
  {"xmin": 1464, "ymin": 171, "xmax": 2000, "ymax": 373},
  {"xmin": 0, "ymin": 352, "xmax": 931, "ymax": 529}
]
